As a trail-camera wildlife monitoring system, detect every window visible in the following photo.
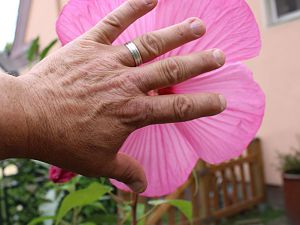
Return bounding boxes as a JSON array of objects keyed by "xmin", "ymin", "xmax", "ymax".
[
  {"xmin": 266, "ymin": 0, "xmax": 300, "ymax": 25},
  {"xmin": 0, "ymin": 0, "xmax": 20, "ymax": 51}
]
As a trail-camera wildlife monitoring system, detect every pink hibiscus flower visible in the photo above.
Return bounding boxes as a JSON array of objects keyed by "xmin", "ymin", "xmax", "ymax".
[{"xmin": 50, "ymin": 0, "xmax": 265, "ymax": 197}]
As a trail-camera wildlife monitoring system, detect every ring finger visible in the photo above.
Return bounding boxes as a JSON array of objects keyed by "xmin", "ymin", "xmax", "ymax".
[{"xmin": 119, "ymin": 17, "xmax": 206, "ymax": 67}]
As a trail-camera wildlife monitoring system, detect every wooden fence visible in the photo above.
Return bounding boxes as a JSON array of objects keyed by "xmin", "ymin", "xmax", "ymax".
[{"xmin": 119, "ymin": 139, "xmax": 266, "ymax": 225}]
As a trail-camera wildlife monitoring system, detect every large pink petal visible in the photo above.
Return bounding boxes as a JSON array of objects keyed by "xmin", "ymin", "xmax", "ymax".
[
  {"xmin": 172, "ymin": 63, "xmax": 265, "ymax": 164},
  {"xmin": 57, "ymin": 0, "xmax": 260, "ymax": 62},
  {"xmin": 110, "ymin": 123, "xmax": 198, "ymax": 197},
  {"xmin": 55, "ymin": 0, "xmax": 264, "ymax": 197}
]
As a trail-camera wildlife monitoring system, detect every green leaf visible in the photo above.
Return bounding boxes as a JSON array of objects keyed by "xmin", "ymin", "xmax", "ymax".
[
  {"xmin": 4, "ymin": 42, "xmax": 12, "ymax": 54},
  {"xmin": 149, "ymin": 199, "xmax": 193, "ymax": 223},
  {"xmin": 137, "ymin": 203, "xmax": 146, "ymax": 225},
  {"xmin": 55, "ymin": 182, "xmax": 112, "ymax": 225},
  {"xmin": 40, "ymin": 39, "xmax": 58, "ymax": 60},
  {"xmin": 89, "ymin": 202, "xmax": 107, "ymax": 213},
  {"xmin": 27, "ymin": 37, "xmax": 40, "ymax": 62},
  {"xmin": 28, "ymin": 216, "xmax": 55, "ymax": 225}
]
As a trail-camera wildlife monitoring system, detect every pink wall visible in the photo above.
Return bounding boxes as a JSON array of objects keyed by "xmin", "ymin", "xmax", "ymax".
[
  {"xmin": 24, "ymin": 0, "xmax": 65, "ymax": 48},
  {"xmin": 247, "ymin": 1, "xmax": 300, "ymax": 185}
]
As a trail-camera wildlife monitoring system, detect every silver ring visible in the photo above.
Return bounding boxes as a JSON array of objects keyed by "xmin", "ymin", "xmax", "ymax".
[{"xmin": 125, "ymin": 42, "xmax": 143, "ymax": 66}]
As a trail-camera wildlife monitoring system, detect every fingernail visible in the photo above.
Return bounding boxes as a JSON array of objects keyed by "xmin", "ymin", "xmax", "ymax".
[
  {"xmin": 219, "ymin": 95, "xmax": 227, "ymax": 111},
  {"xmin": 213, "ymin": 49, "xmax": 225, "ymax": 66},
  {"xmin": 190, "ymin": 20, "xmax": 204, "ymax": 35},
  {"xmin": 130, "ymin": 181, "xmax": 146, "ymax": 193}
]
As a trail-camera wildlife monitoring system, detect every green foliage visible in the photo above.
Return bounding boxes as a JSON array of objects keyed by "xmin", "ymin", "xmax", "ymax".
[
  {"xmin": 87, "ymin": 214, "xmax": 117, "ymax": 225},
  {"xmin": 27, "ymin": 37, "xmax": 40, "ymax": 62},
  {"xmin": 279, "ymin": 150, "xmax": 300, "ymax": 174},
  {"xmin": 28, "ymin": 216, "xmax": 55, "ymax": 225},
  {"xmin": 55, "ymin": 182, "xmax": 112, "ymax": 224},
  {"xmin": 0, "ymin": 159, "xmax": 51, "ymax": 225},
  {"xmin": 149, "ymin": 199, "xmax": 193, "ymax": 223},
  {"xmin": 27, "ymin": 37, "xmax": 58, "ymax": 63},
  {"xmin": 40, "ymin": 39, "xmax": 58, "ymax": 60},
  {"xmin": 4, "ymin": 43, "xmax": 13, "ymax": 54}
]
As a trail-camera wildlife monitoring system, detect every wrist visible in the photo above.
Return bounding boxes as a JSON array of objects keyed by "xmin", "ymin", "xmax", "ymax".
[{"xmin": 0, "ymin": 73, "xmax": 29, "ymax": 159}]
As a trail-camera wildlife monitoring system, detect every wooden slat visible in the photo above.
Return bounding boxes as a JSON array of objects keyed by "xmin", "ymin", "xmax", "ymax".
[
  {"xmin": 220, "ymin": 170, "xmax": 230, "ymax": 207},
  {"xmin": 191, "ymin": 178, "xmax": 201, "ymax": 225},
  {"xmin": 212, "ymin": 175, "xmax": 219, "ymax": 211},
  {"xmin": 168, "ymin": 207, "xmax": 176, "ymax": 225},
  {"xmin": 213, "ymin": 196, "xmax": 264, "ymax": 219},
  {"xmin": 239, "ymin": 162, "xmax": 248, "ymax": 201},
  {"xmin": 248, "ymin": 147, "xmax": 257, "ymax": 198},
  {"xmin": 199, "ymin": 164, "xmax": 211, "ymax": 219},
  {"xmin": 156, "ymin": 219, "xmax": 162, "ymax": 225},
  {"xmin": 248, "ymin": 139, "xmax": 266, "ymax": 199},
  {"xmin": 209, "ymin": 155, "xmax": 255, "ymax": 172},
  {"xmin": 230, "ymin": 166, "xmax": 238, "ymax": 203}
]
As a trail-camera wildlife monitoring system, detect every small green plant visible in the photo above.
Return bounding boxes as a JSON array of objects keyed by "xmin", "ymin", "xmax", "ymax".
[
  {"xmin": 279, "ymin": 147, "xmax": 300, "ymax": 175},
  {"xmin": 4, "ymin": 43, "xmax": 13, "ymax": 54},
  {"xmin": 27, "ymin": 37, "xmax": 58, "ymax": 63},
  {"xmin": 29, "ymin": 177, "xmax": 193, "ymax": 225}
]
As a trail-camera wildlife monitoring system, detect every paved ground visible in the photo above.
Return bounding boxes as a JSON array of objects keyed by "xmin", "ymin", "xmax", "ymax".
[{"xmin": 267, "ymin": 217, "xmax": 289, "ymax": 225}]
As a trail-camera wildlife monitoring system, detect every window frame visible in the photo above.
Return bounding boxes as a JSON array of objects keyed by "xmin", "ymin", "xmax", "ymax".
[{"xmin": 265, "ymin": 0, "xmax": 300, "ymax": 25}]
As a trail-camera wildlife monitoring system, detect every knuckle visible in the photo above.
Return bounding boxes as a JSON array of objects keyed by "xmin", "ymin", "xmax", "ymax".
[
  {"xmin": 174, "ymin": 25, "xmax": 186, "ymax": 39},
  {"xmin": 127, "ymin": 0, "xmax": 140, "ymax": 12},
  {"xmin": 200, "ymin": 52, "xmax": 218, "ymax": 69},
  {"xmin": 162, "ymin": 58, "xmax": 186, "ymax": 84},
  {"xmin": 121, "ymin": 99, "xmax": 152, "ymax": 127},
  {"xmin": 205, "ymin": 94, "xmax": 221, "ymax": 110},
  {"xmin": 103, "ymin": 14, "xmax": 122, "ymax": 30},
  {"xmin": 139, "ymin": 33, "xmax": 164, "ymax": 56},
  {"xmin": 119, "ymin": 164, "xmax": 135, "ymax": 183},
  {"xmin": 173, "ymin": 96, "xmax": 193, "ymax": 120},
  {"xmin": 201, "ymin": 94, "xmax": 221, "ymax": 115},
  {"xmin": 118, "ymin": 71, "xmax": 145, "ymax": 93}
]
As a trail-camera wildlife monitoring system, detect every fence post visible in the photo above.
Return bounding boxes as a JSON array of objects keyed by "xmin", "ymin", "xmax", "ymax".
[
  {"xmin": 192, "ymin": 176, "xmax": 201, "ymax": 225},
  {"xmin": 248, "ymin": 139, "xmax": 266, "ymax": 200},
  {"xmin": 198, "ymin": 161, "xmax": 211, "ymax": 220}
]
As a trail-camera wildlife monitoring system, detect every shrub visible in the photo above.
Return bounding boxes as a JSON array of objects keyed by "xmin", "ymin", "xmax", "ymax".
[{"xmin": 279, "ymin": 149, "xmax": 300, "ymax": 175}]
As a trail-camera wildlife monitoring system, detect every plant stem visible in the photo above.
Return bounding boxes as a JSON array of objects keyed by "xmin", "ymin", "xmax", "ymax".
[
  {"xmin": 131, "ymin": 193, "xmax": 139, "ymax": 225},
  {"xmin": 109, "ymin": 192, "xmax": 124, "ymax": 204},
  {"xmin": 137, "ymin": 206, "xmax": 157, "ymax": 222},
  {"xmin": 72, "ymin": 207, "xmax": 81, "ymax": 225},
  {"xmin": 60, "ymin": 220, "xmax": 71, "ymax": 225}
]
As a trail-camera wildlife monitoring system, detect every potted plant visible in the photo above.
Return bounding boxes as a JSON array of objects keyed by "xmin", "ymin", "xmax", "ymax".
[{"xmin": 279, "ymin": 149, "xmax": 300, "ymax": 225}]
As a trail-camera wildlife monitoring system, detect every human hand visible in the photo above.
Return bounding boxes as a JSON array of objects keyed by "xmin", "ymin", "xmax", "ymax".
[{"xmin": 17, "ymin": 0, "xmax": 226, "ymax": 193}]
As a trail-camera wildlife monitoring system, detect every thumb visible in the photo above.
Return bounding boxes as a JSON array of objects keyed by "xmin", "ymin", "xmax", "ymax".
[{"xmin": 109, "ymin": 153, "xmax": 147, "ymax": 193}]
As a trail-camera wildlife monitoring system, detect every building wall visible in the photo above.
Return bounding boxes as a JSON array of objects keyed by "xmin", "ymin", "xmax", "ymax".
[
  {"xmin": 24, "ymin": 0, "xmax": 67, "ymax": 48},
  {"xmin": 23, "ymin": 0, "xmax": 300, "ymax": 186},
  {"xmin": 247, "ymin": 1, "xmax": 300, "ymax": 185}
]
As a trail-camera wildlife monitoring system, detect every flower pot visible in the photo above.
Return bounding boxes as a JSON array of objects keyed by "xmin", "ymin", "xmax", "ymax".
[{"xmin": 283, "ymin": 173, "xmax": 300, "ymax": 225}]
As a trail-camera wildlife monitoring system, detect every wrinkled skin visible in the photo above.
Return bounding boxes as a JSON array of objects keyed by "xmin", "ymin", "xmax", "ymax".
[{"xmin": 0, "ymin": 0, "xmax": 226, "ymax": 193}]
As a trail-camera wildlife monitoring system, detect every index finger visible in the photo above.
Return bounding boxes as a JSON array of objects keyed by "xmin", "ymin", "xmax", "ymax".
[{"xmin": 84, "ymin": 0, "xmax": 157, "ymax": 44}]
